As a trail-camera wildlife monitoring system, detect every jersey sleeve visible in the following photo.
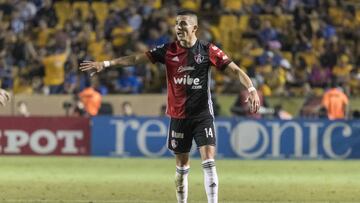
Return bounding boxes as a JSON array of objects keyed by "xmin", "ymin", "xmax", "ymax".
[
  {"xmin": 209, "ymin": 43, "xmax": 232, "ymax": 71},
  {"xmin": 145, "ymin": 44, "xmax": 168, "ymax": 64}
]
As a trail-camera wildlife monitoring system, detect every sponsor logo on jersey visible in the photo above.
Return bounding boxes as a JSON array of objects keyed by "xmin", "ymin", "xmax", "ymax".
[
  {"xmin": 171, "ymin": 130, "xmax": 184, "ymax": 139},
  {"xmin": 177, "ymin": 66, "xmax": 195, "ymax": 73},
  {"xmin": 173, "ymin": 75, "xmax": 202, "ymax": 89},
  {"xmin": 194, "ymin": 53, "xmax": 204, "ymax": 64}
]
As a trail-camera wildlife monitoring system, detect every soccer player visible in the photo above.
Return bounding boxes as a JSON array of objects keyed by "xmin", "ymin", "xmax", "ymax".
[
  {"xmin": 80, "ymin": 10, "xmax": 260, "ymax": 203},
  {"xmin": 0, "ymin": 88, "xmax": 10, "ymax": 106}
]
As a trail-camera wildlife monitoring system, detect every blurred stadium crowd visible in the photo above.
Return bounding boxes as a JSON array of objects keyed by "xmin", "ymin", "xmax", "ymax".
[{"xmin": 0, "ymin": 0, "xmax": 359, "ymax": 97}]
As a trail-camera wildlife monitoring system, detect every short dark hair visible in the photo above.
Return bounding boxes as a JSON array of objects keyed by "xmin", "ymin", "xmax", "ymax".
[{"xmin": 177, "ymin": 9, "xmax": 198, "ymax": 17}]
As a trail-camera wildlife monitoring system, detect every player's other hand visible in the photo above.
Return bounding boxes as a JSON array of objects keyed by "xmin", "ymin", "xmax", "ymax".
[
  {"xmin": 0, "ymin": 89, "xmax": 10, "ymax": 106},
  {"xmin": 245, "ymin": 91, "xmax": 260, "ymax": 114},
  {"xmin": 79, "ymin": 61, "xmax": 105, "ymax": 77}
]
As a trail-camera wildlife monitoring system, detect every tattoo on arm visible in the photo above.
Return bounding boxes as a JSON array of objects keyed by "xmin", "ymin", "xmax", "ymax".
[{"xmin": 111, "ymin": 54, "xmax": 149, "ymax": 68}]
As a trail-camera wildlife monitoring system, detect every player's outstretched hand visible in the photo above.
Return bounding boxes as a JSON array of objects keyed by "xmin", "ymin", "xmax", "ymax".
[
  {"xmin": 0, "ymin": 88, "xmax": 10, "ymax": 106},
  {"xmin": 79, "ymin": 61, "xmax": 105, "ymax": 77},
  {"xmin": 246, "ymin": 91, "xmax": 260, "ymax": 114}
]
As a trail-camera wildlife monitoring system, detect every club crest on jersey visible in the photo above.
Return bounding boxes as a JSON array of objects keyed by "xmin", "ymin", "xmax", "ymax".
[
  {"xmin": 171, "ymin": 139, "xmax": 178, "ymax": 149},
  {"xmin": 194, "ymin": 53, "xmax": 204, "ymax": 64}
]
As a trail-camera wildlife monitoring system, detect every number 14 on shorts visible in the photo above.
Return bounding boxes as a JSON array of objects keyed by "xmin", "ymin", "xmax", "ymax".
[{"xmin": 204, "ymin": 128, "xmax": 213, "ymax": 138}]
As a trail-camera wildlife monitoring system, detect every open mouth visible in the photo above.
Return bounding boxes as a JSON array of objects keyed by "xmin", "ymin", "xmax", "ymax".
[{"xmin": 177, "ymin": 32, "xmax": 184, "ymax": 37}]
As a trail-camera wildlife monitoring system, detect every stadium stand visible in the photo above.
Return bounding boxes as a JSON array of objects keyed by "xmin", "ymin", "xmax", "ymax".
[{"xmin": 0, "ymin": 0, "xmax": 359, "ymax": 118}]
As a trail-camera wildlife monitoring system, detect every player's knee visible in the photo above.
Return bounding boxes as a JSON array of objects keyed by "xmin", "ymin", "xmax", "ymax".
[
  {"xmin": 175, "ymin": 153, "xmax": 190, "ymax": 167},
  {"xmin": 176, "ymin": 161, "xmax": 189, "ymax": 167},
  {"xmin": 202, "ymin": 153, "xmax": 215, "ymax": 161},
  {"xmin": 199, "ymin": 145, "xmax": 216, "ymax": 161}
]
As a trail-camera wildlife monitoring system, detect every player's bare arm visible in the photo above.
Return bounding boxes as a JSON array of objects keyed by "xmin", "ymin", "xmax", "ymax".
[
  {"xmin": 226, "ymin": 62, "xmax": 260, "ymax": 113},
  {"xmin": 79, "ymin": 53, "xmax": 150, "ymax": 76},
  {"xmin": 0, "ymin": 88, "xmax": 10, "ymax": 106},
  {"xmin": 27, "ymin": 39, "xmax": 71, "ymax": 62}
]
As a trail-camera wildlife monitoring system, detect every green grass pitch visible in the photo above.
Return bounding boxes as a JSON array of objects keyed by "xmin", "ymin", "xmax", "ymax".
[{"xmin": 0, "ymin": 157, "xmax": 359, "ymax": 203}]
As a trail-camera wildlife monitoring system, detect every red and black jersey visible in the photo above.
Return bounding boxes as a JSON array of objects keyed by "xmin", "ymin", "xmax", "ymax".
[{"xmin": 146, "ymin": 40, "xmax": 232, "ymax": 119}]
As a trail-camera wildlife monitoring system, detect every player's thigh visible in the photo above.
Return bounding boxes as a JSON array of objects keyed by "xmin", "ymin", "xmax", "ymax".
[
  {"xmin": 193, "ymin": 117, "xmax": 216, "ymax": 148},
  {"xmin": 168, "ymin": 118, "xmax": 193, "ymax": 153}
]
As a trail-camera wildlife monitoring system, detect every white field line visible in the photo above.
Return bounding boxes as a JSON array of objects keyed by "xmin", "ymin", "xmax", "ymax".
[
  {"xmin": 0, "ymin": 200, "xmax": 156, "ymax": 203},
  {"xmin": 0, "ymin": 200, "xmax": 356, "ymax": 203}
]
